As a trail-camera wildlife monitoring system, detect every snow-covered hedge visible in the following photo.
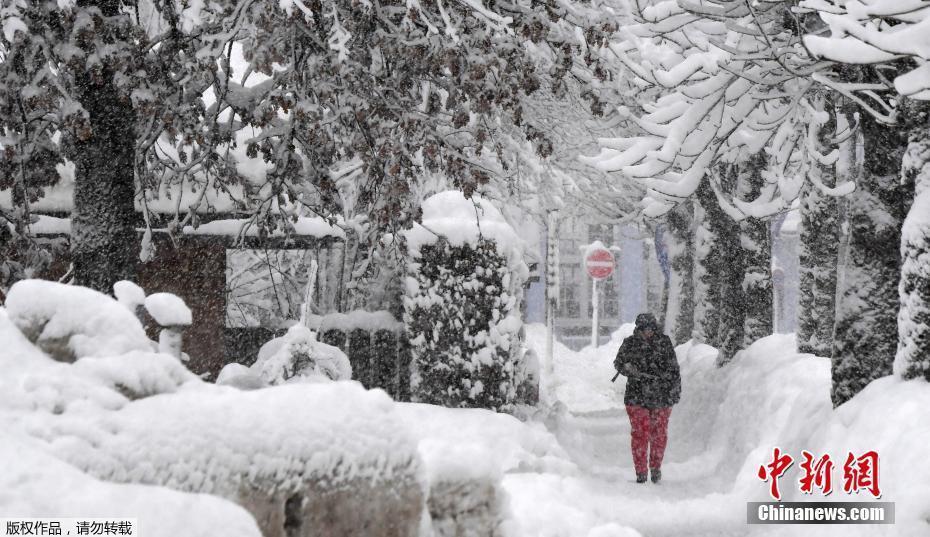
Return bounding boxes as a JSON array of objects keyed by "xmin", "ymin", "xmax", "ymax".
[{"xmin": 403, "ymin": 191, "xmax": 528, "ymax": 411}]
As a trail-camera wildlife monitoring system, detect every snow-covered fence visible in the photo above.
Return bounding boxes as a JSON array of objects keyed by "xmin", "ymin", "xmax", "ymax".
[{"xmin": 318, "ymin": 310, "xmax": 409, "ymax": 399}]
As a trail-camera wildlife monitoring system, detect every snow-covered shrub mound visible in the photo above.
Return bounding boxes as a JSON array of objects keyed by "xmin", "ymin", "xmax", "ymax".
[
  {"xmin": 252, "ymin": 324, "xmax": 352, "ymax": 384},
  {"xmin": 216, "ymin": 362, "xmax": 264, "ymax": 390},
  {"xmin": 395, "ymin": 402, "xmax": 573, "ymax": 537},
  {"xmin": 2, "ymin": 309, "xmax": 425, "ymax": 537},
  {"xmin": 36, "ymin": 382, "xmax": 419, "ymax": 493},
  {"xmin": 0, "ymin": 309, "xmax": 200, "ymax": 414},
  {"xmin": 403, "ymin": 191, "xmax": 528, "ymax": 411},
  {"xmin": 31, "ymin": 381, "xmax": 426, "ymax": 537},
  {"xmin": 5, "ymin": 279, "xmax": 152, "ymax": 362},
  {"xmin": 70, "ymin": 352, "xmax": 200, "ymax": 402}
]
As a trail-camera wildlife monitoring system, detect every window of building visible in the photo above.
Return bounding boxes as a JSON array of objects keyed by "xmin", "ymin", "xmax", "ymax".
[
  {"xmin": 588, "ymin": 275, "xmax": 620, "ymax": 318},
  {"xmin": 603, "ymin": 278, "xmax": 620, "ymax": 318},
  {"xmin": 588, "ymin": 223, "xmax": 614, "ymax": 246}
]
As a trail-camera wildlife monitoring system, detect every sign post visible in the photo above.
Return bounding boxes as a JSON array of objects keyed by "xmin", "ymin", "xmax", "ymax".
[{"xmin": 585, "ymin": 244, "xmax": 615, "ymax": 349}]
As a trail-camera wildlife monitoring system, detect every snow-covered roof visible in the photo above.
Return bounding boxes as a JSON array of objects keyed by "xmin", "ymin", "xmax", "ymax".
[{"xmin": 182, "ymin": 217, "xmax": 345, "ymax": 239}]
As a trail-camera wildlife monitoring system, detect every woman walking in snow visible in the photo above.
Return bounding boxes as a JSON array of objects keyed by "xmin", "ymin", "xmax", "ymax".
[{"xmin": 613, "ymin": 313, "xmax": 682, "ymax": 484}]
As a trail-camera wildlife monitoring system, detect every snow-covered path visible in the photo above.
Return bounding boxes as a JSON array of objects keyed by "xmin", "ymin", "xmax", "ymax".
[
  {"xmin": 505, "ymin": 325, "xmax": 748, "ymax": 537},
  {"xmin": 504, "ymin": 405, "xmax": 747, "ymax": 537},
  {"xmin": 507, "ymin": 324, "xmax": 930, "ymax": 537}
]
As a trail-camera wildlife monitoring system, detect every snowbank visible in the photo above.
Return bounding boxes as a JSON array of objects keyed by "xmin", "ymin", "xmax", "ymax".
[
  {"xmin": 525, "ymin": 322, "xmax": 635, "ymax": 413},
  {"xmin": 0, "ymin": 437, "xmax": 262, "ymax": 537},
  {"xmin": 395, "ymin": 403, "xmax": 574, "ymax": 486},
  {"xmin": 5, "ymin": 280, "xmax": 152, "ymax": 361}
]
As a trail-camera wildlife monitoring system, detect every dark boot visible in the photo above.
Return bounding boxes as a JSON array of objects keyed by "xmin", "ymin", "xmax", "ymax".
[
  {"xmin": 650, "ymin": 468, "xmax": 661, "ymax": 483},
  {"xmin": 636, "ymin": 472, "xmax": 648, "ymax": 483}
]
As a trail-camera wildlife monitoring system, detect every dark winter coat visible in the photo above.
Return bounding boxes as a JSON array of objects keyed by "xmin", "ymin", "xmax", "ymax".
[{"xmin": 614, "ymin": 331, "xmax": 681, "ymax": 408}]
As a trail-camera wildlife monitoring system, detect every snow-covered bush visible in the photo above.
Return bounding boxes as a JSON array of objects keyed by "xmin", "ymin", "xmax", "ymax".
[
  {"xmin": 514, "ymin": 346, "xmax": 540, "ymax": 406},
  {"xmin": 403, "ymin": 191, "xmax": 528, "ymax": 411},
  {"xmin": 252, "ymin": 324, "xmax": 352, "ymax": 384},
  {"xmin": 5, "ymin": 279, "xmax": 153, "ymax": 362}
]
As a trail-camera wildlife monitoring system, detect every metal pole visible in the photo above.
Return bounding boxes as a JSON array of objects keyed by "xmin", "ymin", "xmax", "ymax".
[
  {"xmin": 591, "ymin": 277, "xmax": 599, "ymax": 348},
  {"xmin": 545, "ymin": 211, "xmax": 559, "ymax": 380},
  {"xmin": 546, "ymin": 299, "xmax": 555, "ymax": 374}
]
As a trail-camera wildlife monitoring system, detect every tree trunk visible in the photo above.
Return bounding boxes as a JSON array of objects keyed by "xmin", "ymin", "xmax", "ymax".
[
  {"xmin": 896, "ymin": 105, "xmax": 930, "ymax": 382},
  {"xmin": 71, "ymin": 0, "xmax": 137, "ymax": 293},
  {"xmin": 798, "ymin": 100, "xmax": 841, "ymax": 356},
  {"xmin": 692, "ymin": 172, "xmax": 728, "ymax": 348},
  {"xmin": 664, "ymin": 201, "xmax": 695, "ymax": 345},
  {"xmin": 737, "ymin": 153, "xmax": 774, "ymax": 352},
  {"xmin": 831, "ymin": 111, "xmax": 909, "ymax": 407},
  {"xmin": 709, "ymin": 165, "xmax": 745, "ymax": 365}
]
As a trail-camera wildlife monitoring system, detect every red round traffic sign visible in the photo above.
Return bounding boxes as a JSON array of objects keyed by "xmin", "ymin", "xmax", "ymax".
[{"xmin": 585, "ymin": 248, "xmax": 615, "ymax": 280}]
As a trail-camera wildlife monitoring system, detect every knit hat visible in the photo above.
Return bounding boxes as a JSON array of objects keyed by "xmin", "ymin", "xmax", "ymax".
[{"xmin": 635, "ymin": 313, "xmax": 658, "ymax": 331}]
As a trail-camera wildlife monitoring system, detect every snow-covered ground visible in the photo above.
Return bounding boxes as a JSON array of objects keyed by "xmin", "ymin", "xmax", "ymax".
[
  {"xmin": 509, "ymin": 324, "xmax": 930, "ymax": 537},
  {"xmin": 3, "ymin": 292, "xmax": 928, "ymax": 537}
]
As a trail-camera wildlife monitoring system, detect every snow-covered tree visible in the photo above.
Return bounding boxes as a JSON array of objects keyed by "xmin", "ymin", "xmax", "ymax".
[
  {"xmin": 897, "ymin": 106, "xmax": 930, "ymax": 382},
  {"xmin": 800, "ymin": 0, "xmax": 930, "ymax": 398},
  {"xmin": 737, "ymin": 153, "xmax": 774, "ymax": 353},
  {"xmin": 663, "ymin": 201, "xmax": 694, "ymax": 345},
  {"xmin": 0, "ymin": 0, "xmax": 614, "ymax": 294},
  {"xmin": 797, "ymin": 98, "xmax": 843, "ymax": 357},
  {"xmin": 0, "ymin": 0, "xmax": 206, "ymax": 291},
  {"xmin": 403, "ymin": 192, "xmax": 527, "ymax": 411},
  {"xmin": 691, "ymin": 168, "xmax": 745, "ymax": 361},
  {"xmin": 830, "ymin": 112, "xmax": 908, "ymax": 405},
  {"xmin": 578, "ymin": 0, "xmax": 849, "ymax": 365}
]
